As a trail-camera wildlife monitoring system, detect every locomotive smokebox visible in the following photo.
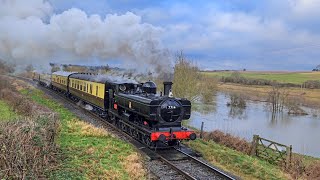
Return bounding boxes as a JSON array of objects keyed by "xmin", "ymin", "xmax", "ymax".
[{"xmin": 163, "ymin": 82, "xmax": 173, "ymax": 96}]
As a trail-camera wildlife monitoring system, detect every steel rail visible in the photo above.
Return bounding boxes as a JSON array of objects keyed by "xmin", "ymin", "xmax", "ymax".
[
  {"xmin": 175, "ymin": 148, "xmax": 236, "ymax": 180},
  {"xmin": 158, "ymin": 155, "xmax": 197, "ymax": 180}
]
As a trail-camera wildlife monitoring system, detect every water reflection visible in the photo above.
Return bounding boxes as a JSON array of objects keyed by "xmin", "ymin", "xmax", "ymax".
[
  {"xmin": 228, "ymin": 106, "xmax": 247, "ymax": 120},
  {"xmin": 192, "ymin": 94, "xmax": 217, "ymax": 115},
  {"xmin": 189, "ymin": 92, "xmax": 320, "ymax": 157}
]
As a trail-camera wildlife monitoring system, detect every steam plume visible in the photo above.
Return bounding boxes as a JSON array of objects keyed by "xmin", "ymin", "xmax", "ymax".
[{"xmin": 0, "ymin": 0, "xmax": 171, "ymax": 74}]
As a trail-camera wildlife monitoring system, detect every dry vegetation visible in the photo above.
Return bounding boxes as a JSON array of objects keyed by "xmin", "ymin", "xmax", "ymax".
[
  {"xmin": 0, "ymin": 76, "xmax": 59, "ymax": 179},
  {"xmin": 0, "ymin": 115, "xmax": 59, "ymax": 178},
  {"xmin": 202, "ymin": 130, "xmax": 251, "ymax": 154},
  {"xmin": 267, "ymin": 84, "xmax": 289, "ymax": 113},
  {"xmin": 0, "ymin": 59, "xmax": 15, "ymax": 75},
  {"xmin": 121, "ymin": 152, "xmax": 146, "ymax": 180}
]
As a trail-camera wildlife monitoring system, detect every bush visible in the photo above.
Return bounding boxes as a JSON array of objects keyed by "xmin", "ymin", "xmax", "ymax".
[
  {"xmin": 0, "ymin": 114, "xmax": 59, "ymax": 178},
  {"xmin": 227, "ymin": 93, "xmax": 246, "ymax": 108},
  {"xmin": 304, "ymin": 80, "xmax": 320, "ymax": 89},
  {"xmin": 202, "ymin": 130, "xmax": 251, "ymax": 154},
  {"xmin": 0, "ymin": 60, "xmax": 15, "ymax": 74}
]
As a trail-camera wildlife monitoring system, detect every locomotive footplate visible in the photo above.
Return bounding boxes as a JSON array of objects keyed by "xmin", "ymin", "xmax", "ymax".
[{"xmin": 150, "ymin": 127, "xmax": 196, "ymax": 142}]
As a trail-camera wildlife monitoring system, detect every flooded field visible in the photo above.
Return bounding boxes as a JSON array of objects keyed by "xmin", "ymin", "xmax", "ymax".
[{"xmin": 188, "ymin": 92, "xmax": 320, "ymax": 157}]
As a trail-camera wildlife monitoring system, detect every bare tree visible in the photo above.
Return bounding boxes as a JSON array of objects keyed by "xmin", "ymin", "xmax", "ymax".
[{"xmin": 268, "ymin": 84, "xmax": 289, "ymax": 112}]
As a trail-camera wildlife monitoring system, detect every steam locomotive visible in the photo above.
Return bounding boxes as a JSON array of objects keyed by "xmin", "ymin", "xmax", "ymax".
[{"xmin": 32, "ymin": 71, "xmax": 196, "ymax": 147}]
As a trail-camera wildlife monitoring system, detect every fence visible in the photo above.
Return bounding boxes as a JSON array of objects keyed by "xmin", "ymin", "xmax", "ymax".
[{"xmin": 251, "ymin": 135, "xmax": 292, "ymax": 168}]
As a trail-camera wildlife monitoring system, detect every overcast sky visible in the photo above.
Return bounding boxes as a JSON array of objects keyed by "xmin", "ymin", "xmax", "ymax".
[{"xmin": 1, "ymin": 0, "xmax": 320, "ymax": 71}]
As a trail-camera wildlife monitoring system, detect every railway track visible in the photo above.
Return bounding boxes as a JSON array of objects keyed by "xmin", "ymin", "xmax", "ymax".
[
  {"xmin": 15, "ymin": 76, "xmax": 238, "ymax": 180},
  {"xmin": 156, "ymin": 147, "xmax": 236, "ymax": 180}
]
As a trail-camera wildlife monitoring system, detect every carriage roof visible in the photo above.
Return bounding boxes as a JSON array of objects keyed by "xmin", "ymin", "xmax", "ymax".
[{"xmin": 69, "ymin": 73, "xmax": 139, "ymax": 85}]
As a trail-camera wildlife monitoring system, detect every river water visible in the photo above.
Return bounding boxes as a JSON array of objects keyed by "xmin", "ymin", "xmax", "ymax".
[{"xmin": 187, "ymin": 92, "xmax": 320, "ymax": 157}]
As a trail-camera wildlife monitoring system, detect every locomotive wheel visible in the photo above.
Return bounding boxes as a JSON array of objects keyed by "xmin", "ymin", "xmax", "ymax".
[
  {"xmin": 129, "ymin": 128, "xmax": 134, "ymax": 136},
  {"xmin": 121, "ymin": 123, "xmax": 126, "ymax": 131},
  {"xmin": 144, "ymin": 135, "xmax": 152, "ymax": 146}
]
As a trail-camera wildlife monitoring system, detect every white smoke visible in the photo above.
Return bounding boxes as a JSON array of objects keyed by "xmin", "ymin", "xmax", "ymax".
[{"xmin": 0, "ymin": 0, "xmax": 171, "ymax": 74}]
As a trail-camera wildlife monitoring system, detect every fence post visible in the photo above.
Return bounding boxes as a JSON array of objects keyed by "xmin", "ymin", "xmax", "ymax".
[
  {"xmin": 286, "ymin": 145, "xmax": 292, "ymax": 169},
  {"xmin": 250, "ymin": 135, "xmax": 259, "ymax": 156},
  {"xmin": 200, "ymin": 122, "xmax": 204, "ymax": 139}
]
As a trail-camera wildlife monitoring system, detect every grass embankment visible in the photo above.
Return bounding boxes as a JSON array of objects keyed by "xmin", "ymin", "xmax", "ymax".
[
  {"xmin": 21, "ymin": 89, "xmax": 146, "ymax": 179},
  {"xmin": 203, "ymin": 71, "xmax": 320, "ymax": 84},
  {"xmin": 0, "ymin": 100, "xmax": 19, "ymax": 121},
  {"xmin": 180, "ymin": 127, "xmax": 290, "ymax": 179},
  {"xmin": 183, "ymin": 128, "xmax": 320, "ymax": 179},
  {"xmin": 185, "ymin": 140, "xmax": 289, "ymax": 180}
]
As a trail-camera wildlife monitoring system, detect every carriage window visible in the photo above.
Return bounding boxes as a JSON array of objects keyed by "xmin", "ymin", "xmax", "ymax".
[
  {"xmin": 96, "ymin": 86, "xmax": 98, "ymax": 96},
  {"xmin": 80, "ymin": 84, "xmax": 82, "ymax": 91},
  {"xmin": 90, "ymin": 84, "xmax": 92, "ymax": 94}
]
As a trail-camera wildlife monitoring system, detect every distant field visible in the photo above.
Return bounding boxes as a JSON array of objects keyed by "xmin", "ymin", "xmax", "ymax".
[{"xmin": 202, "ymin": 71, "xmax": 320, "ymax": 84}]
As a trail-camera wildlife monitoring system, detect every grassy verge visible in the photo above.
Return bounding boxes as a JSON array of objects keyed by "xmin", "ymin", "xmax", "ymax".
[
  {"xmin": 21, "ymin": 89, "xmax": 146, "ymax": 179},
  {"xmin": 185, "ymin": 139, "xmax": 289, "ymax": 180},
  {"xmin": 0, "ymin": 100, "xmax": 19, "ymax": 121},
  {"xmin": 181, "ymin": 124, "xmax": 288, "ymax": 179},
  {"xmin": 182, "ymin": 126, "xmax": 320, "ymax": 179}
]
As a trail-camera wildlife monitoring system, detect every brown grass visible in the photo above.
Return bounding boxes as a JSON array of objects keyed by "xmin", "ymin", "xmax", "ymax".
[
  {"xmin": 285, "ymin": 155, "xmax": 320, "ymax": 179},
  {"xmin": 305, "ymin": 162, "xmax": 320, "ymax": 179},
  {"xmin": 121, "ymin": 152, "xmax": 146, "ymax": 180},
  {"xmin": 67, "ymin": 119, "xmax": 112, "ymax": 138},
  {"xmin": 0, "ymin": 115, "xmax": 59, "ymax": 178},
  {"xmin": 202, "ymin": 130, "xmax": 251, "ymax": 154}
]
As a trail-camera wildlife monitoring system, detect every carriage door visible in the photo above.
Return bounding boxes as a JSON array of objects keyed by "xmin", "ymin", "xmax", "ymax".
[{"xmin": 104, "ymin": 83, "xmax": 111, "ymax": 110}]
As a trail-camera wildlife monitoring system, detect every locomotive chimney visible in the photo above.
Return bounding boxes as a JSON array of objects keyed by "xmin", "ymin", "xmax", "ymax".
[{"xmin": 163, "ymin": 82, "xmax": 173, "ymax": 96}]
